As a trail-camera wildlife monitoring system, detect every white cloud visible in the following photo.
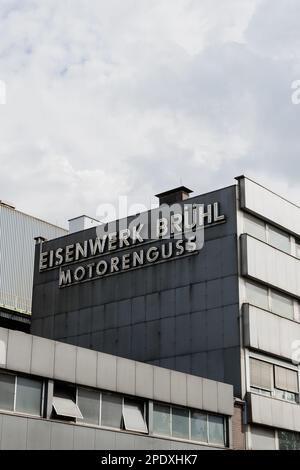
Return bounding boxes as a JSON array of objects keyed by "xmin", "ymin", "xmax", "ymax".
[{"xmin": 0, "ymin": 0, "xmax": 300, "ymax": 227}]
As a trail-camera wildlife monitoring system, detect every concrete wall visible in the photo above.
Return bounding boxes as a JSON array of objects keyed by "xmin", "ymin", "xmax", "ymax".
[{"xmin": 31, "ymin": 185, "xmax": 242, "ymax": 395}]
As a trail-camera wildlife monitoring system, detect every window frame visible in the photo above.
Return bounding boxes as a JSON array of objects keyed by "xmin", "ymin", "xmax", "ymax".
[
  {"xmin": 247, "ymin": 353, "xmax": 300, "ymax": 404},
  {"xmin": 0, "ymin": 371, "xmax": 44, "ymax": 417}
]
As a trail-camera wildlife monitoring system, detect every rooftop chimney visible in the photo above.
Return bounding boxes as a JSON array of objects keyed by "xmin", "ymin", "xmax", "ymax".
[{"xmin": 155, "ymin": 186, "xmax": 193, "ymax": 206}]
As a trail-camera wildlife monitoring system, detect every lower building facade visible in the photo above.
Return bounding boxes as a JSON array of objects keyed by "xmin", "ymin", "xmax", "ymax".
[{"xmin": 0, "ymin": 327, "xmax": 235, "ymax": 450}]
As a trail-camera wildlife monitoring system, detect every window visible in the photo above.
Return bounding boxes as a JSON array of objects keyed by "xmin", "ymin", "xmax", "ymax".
[
  {"xmin": 245, "ymin": 281, "xmax": 269, "ymax": 310},
  {"xmin": 278, "ymin": 430, "xmax": 300, "ymax": 450},
  {"xmin": 153, "ymin": 404, "xmax": 171, "ymax": 436},
  {"xmin": 123, "ymin": 399, "xmax": 148, "ymax": 433},
  {"xmin": 271, "ymin": 291, "xmax": 294, "ymax": 319},
  {"xmin": 191, "ymin": 411, "xmax": 207, "ymax": 443},
  {"xmin": 172, "ymin": 407, "xmax": 189, "ymax": 439},
  {"xmin": 250, "ymin": 358, "xmax": 273, "ymax": 392},
  {"xmin": 153, "ymin": 402, "xmax": 227, "ymax": 447},
  {"xmin": 268, "ymin": 226, "xmax": 290, "ymax": 254},
  {"xmin": 53, "ymin": 397, "xmax": 83, "ymax": 419},
  {"xmin": 244, "ymin": 214, "xmax": 266, "ymax": 242},
  {"xmin": 274, "ymin": 366, "xmax": 298, "ymax": 394},
  {"xmin": 0, "ymin": 372, "xmax": 43, "ymax": 416},
  {"xmin": 208, "ymin": 415, "xmax": 225, "ymax": 446},
  {"xmin": 101, "ymin": 392, "xmax": 122, "ymax": 429},
  {"xmin": 250, "ymin": 357, "xmax": 299, "ymax": 403},
  {"xmin": 15, "ymin": 377, "xmax": 42, "ymax": 416},
  {"xmin": 0, "ymin": 372, "xmax": 15, "ymax": 411},
  {"xmin": 53, "ymin": 381, "xmax": 82, "ymax": 420},
  {"xmin": 77, "ymin": 387, "xmax": 100, "ymax": 425}
]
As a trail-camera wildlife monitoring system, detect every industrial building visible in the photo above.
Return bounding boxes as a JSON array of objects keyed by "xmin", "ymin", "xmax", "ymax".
[
  {"xmin": 0, "ymin": 200, "xmax": 67, "ymax": 331},
  {"xmin": 29, "ymin": 176, "xmax": 300, "ymax": 450}
]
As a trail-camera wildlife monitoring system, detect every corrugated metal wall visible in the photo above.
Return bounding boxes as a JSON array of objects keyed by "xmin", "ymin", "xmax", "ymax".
[{"xmin": 0, "ymin": 205, "xmax": 67, "ymax": 314}]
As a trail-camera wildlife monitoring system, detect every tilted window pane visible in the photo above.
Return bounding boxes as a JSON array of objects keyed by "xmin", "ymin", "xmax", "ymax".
[
  {"xmin": 172, "ymin": 407, "xmax": 189, "ymax": 439},
  {"xmin": 208, "ymin": 415, "xmax": 225, "ymax": 446},
  {"xmin": 77, "ymin": 387, "xmax": 100, "ymax": 425},
  {"xmin": 53, "ymin": 396, "xmax": 83, "ymax": 419},
  {"xmin": 101, "ymin": 392, "xmax": 122, "ymax": 429},
  {"xmin": 268, "ymin": 226, "xmax": 290, "ymax": 253},
  {"xmin": 245, "ymin": 281, "xmax": 269, "ymax": 310},
  {"xmin": 278, "ymin": 431, "xmax": 300, "ymax": 450},
  {"xmin": 191, "ymin": 411, "xmax": 208, "ymax": 443},
  {"xmin": 244, "ymin": 214, "xmax": 266, "ymax": 242},
  {"xmin": 0, "ymin": 373, "xmax": 15, "ymax": 411},
  {"xmin": 250, "ymin": 358, "xmax": 273, "ymax": 390},
  {"xmin": 123, "ymin": 399, "xmax": 148, "ymax": 433},
  {"xmin": 271, "ymin": 291, "xmax": 294, "ymax": 319},
  {"xmin": 153, "ymin": 404, "xmax": 171, "ymax": 436},
  {"xmin": 274, "ymin": 366, "xmax": 299, "ymax": 393},
  {"xmin": 16, "ymin": 377, "xmax": 42, "ymax": 416}
]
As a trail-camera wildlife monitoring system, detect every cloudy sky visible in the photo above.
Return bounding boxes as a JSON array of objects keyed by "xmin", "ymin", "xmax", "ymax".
[{"xmin": 0, "ymin": 0, "xmax": 300, "ymax": 227}]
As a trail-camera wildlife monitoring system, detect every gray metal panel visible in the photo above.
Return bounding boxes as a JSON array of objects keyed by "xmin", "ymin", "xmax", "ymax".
[
  {"xmin": 31, "ymin": 336, "xmax": 55, "ymax": 378},
  {"xmin": 95, "ymin": 428, "xmax": 116, "ymax": 450},
  {"xmin": 170, "ymin": 371, "xmax": 187, "ymax": 406},
  {"xmin": 244, "ymin": 304, "xmax": 300, "ymax": 361},
  {"xmin": 116, "ymin": 357, "xmax": 136, "ymax": 395},
  {"xmin": 0, "ymin": 204, "xmax": 67, "ymax": 314},
  {"xmin": 76, "ymin": 347, "xmax": 97, "ymax": 387},
  {"xmin": 54, "ymin": 341, "xmax": 76, "ymax": 382},
  {"xmin": 239, "ymin": 176, "xmax": 300, "ymax": 236},
  {"xmin": 6, "ymin": 329, "xmax": 32, "ymax": 373},
  {"xmin": 186, "ymin": 375, "xmax": 203, "ymax": 409},
  {"xmin": 50, "ymin": 422, "xmax": 74, "ymax": 449},
  {"xmin": 0, "ymin": 327, "xmax": 8, "ymax": 368},
  {"xmin": 0, "ymin": 414, "xmax": 27, "ymax": 450},
  {"xmin": 202, "ymin": 378, "xmax": 218, "ymax": 413},
  {"xmin": 249, "ymin": 393, "xmax": 300, "ymax": 432},
  {"xmin": 242, "ymin": 234, "xmax": 300, "ymax": 298},
  {"xmin": 136, "ymin": 362, "xmax": 154, "ymax": 399},
  {"xmin": 73, "ymin": 426, "xmax": 96, "ymax": 449},
  {"xmin": 154, "ymin": 367, "xmax": 171, "ymax": 403},
  {"xmin": 250, "ymin": 426, "xmax": 276, "ymax": 450},
  {"xmin": 26, "ymin": 418, "xmax": 52, "ymax": 450}
]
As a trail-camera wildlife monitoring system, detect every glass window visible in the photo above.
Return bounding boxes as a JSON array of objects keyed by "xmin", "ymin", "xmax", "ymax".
[
  {"xmin": 0, "ymin": 372, "xmax": 15, "ymax": 411},
  {"xmin": 191, "ymin": 411, "xmax": 208, "ymax": 443},
  {"xmin": 271, "ymin": 291, "xmax": 294, "ymax": 319},
  {"xmin": 274, "ymin": 366, "xmax": 298, "ymax": 394},
  {"xmin": 172, "ymin": 407, "xmax": 189, "ymax": 439},
  {"xmin": 208, "ymin": 415, "xmax": 225, "ymax": 446},
  {"xmin": 153, "ymin": 404, "xmax": 171, "ymax": 436},
  {"xmin": 77, "ymin": 387, "xmax": 100, "ymax": 425},
  {"xmin": 16, "ymin": 377, "xmax": 42, "ymax": 416},
  {"xmin": 268, "ymin": 226, "xmax": 290, "ymax": 253},
  {"xmin": 244, "ymin": 214, "xmax": 266, "ymax": 241},
  {"xmin": 123, "ymin": 399, "xmax": 148, "ymax": 433},
  {"xmin": 250, "ymin": 358, "xmax": 273, "ymax": 391},
  {"xmin": 278, "ymin": 430, "xmax": 300, "ymax": 450},
  {"xmin": 101, "ymin": 392, "xmax": 122, "ymax": 429},
  {"xmin": 245, "ymin": 281, "xmax": 269, "ymax": 310}
]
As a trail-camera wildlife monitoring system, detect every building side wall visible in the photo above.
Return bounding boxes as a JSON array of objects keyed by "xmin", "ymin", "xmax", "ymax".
[{"xmin": 31, "ymin": 186, "xmax": 242, "ymax": 395}]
